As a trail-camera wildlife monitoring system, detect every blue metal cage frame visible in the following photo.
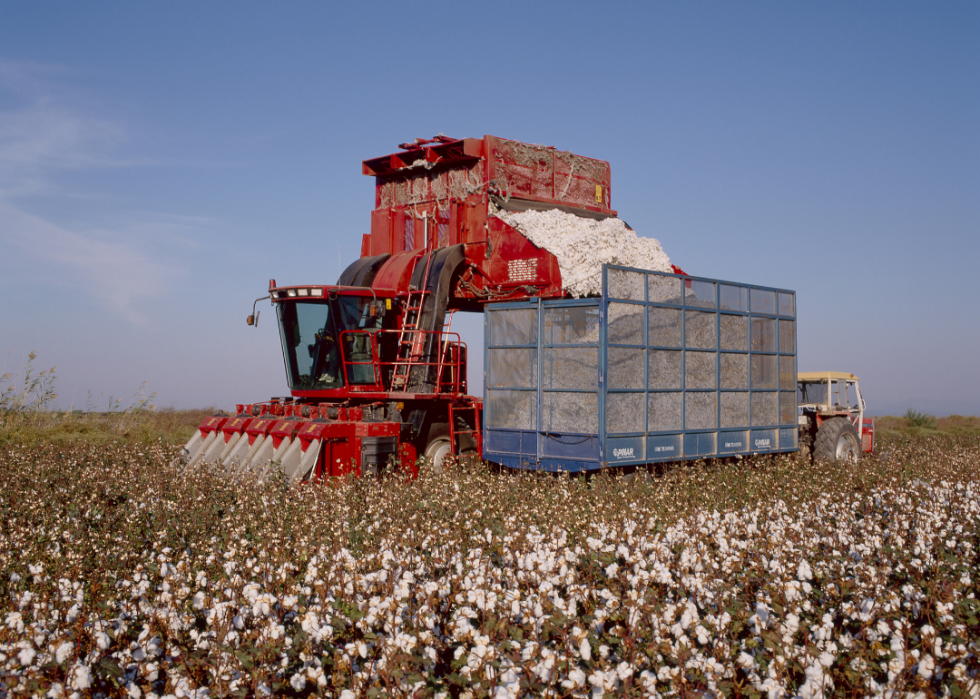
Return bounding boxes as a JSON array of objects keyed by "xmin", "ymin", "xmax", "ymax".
[{"xmin": 483, "ymin": 265, "xmax": 798, "ymax": 472}]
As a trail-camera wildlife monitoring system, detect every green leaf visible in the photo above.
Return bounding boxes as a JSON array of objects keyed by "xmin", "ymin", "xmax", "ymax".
[
  {"xmin": 96, "ymin": 658, "xmax": 123, "ymax": 678},
  {"xmin": 234, "ymin": 650, "xmax": 255, "ymax": 669}
]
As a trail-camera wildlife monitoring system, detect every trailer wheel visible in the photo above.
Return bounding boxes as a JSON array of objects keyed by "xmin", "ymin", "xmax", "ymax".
[
  {"xmin": 423, "ymin": 423, "xmax": 453, "ymax": 470},
  {"xmin": 813, "ymin": 418, "xmax": 861, "ymax": 463}
]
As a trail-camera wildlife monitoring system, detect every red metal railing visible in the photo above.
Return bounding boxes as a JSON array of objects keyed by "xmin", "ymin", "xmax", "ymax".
[{"xmin": 339, "ymin": 329, "xmax": 466, "ymax": 395}]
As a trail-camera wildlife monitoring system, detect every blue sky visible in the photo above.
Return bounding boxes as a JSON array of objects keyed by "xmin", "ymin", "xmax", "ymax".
[{"xmin": 1, "ymin": 2, "xmax": 977, "ymax": 416}]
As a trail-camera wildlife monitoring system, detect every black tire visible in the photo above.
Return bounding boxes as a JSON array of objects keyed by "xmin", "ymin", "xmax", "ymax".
[
  {"xmin": 813, "ymin": 417, "xmax": 861, "ymax": 463},
  {"xmin": 422, "ymin": 422, "xmax": 452, "ymax": 469}
]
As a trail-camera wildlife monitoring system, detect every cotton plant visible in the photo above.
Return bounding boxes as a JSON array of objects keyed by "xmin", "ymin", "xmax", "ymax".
[{"xmin": 0, "ymin": 436, "xmax": 977, "ymax": 697}]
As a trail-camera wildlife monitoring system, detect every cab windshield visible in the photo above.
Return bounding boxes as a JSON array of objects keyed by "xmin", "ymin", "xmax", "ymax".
[
  {"xmin": 278, "ymin": 296, "xmax": 384, "ymax": 390},
  {"xmin": 797, "ymin": 381, "xmax": 828, "ymax": 406}
]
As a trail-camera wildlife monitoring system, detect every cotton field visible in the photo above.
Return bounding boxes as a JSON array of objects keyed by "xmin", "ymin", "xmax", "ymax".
[{"xmin": 0, "ymin": 437, "xmax": 978, "ymax": 698}]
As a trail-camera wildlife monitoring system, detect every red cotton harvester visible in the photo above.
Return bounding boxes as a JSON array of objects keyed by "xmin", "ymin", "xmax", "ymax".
[{"xmin": 178, "ymin": 135, "xmax": 624, "ymax": 480}]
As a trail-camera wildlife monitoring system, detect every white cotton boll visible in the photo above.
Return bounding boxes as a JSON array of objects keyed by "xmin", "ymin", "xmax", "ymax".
[
  {"xmin": 340, "ymin": 690, "xmax": 356, "ymax": 699},
  {"xmin": 579, "ymin": 637, "xmax": 591, "ymax": 661},
  {"xmin": 192, "ymin": 592, "xmax": 206, "ymax": 610},
  {"xmin": 918, "ymin": 654, "xmax": 935, "ymax": 679},
  {"xmin": 819, "ymin": 651, "xmax": 835, "ymax": 668},
  {"xmin": 888, "ymin": 654, "xmax": 905, "ymax": 676},
  {"xmin": 10, "ymin": 572, "xmax": 20, "ymax": 583},
  {"xmin": 797, "ymin": 559, "xmax": 813, "ymax": 581},
  {"xmin": 95, "ymin": 632, "xmax": 111, "ymax": 650},
  {"xmin": 680, "ymin": 604, "xmax": 697, "ymax": 630},
  {"xmin": 605, "ymin": 563, "xmax": 618, "ymax": 578},
  {"xmin": 19, "ymin": 647, "xmax": 37, "ymax": 666},
  {"xmin": 127, "ymin": 682, "xmax": 142, "ymax": 699},
  {"xmin": 55, "ymin": 643, "xmax": 73, "ymax": 664},
  {"xmin": 563, "ymin": 667, "xmax": 587, "ymax": 689},
  {"xmin": 5, "ymin": 611, "xmax": 24, "ymax": 633},
  {"xmin": 70, "ymin": 664, "xmax": 92, "ymax": 690},
  {"xmin": 289, "ymin": 673, "xmax": 306, "ymax": 692}
]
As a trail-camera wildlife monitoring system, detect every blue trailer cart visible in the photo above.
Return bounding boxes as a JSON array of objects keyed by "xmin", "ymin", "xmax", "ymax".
[{"xmin": 483, "ymin": 265, "xmax": 798, "ymax": 472}]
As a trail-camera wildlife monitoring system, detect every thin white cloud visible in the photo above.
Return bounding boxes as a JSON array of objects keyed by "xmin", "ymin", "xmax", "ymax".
[
  {"xmin": 0, "ymin": 60, "xmax": 190, "ymax": 324},
  {"xmin": 0, "ymin": 106, "xmax": 123, "ymax": 197},
  {"xmin": 0, "ymin": 203, "xmax": 177, "ymax": 325}
]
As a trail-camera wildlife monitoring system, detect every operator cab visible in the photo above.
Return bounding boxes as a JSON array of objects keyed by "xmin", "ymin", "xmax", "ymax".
[
  {"xmin": 797, "ymin": 372, "xmax": 864, "ymax": 414},
  {"xmin": 269, "ymin": 285, "xmax": 395, "ymax": 393}
]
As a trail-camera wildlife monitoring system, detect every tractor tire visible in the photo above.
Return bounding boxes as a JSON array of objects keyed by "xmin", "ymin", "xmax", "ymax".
[
  {"xmin": 813, "ymin": 417, "xmax": 861, "ymax": 464},
  {"xmin": 422, "ymin": 422, "xmax": 453, "ymax": 470}
]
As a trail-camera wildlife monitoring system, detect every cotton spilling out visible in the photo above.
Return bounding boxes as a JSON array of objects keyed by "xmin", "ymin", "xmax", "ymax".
[{"xmin": 495, "ymin": 208, "xmax": 672, "ymax": 298}]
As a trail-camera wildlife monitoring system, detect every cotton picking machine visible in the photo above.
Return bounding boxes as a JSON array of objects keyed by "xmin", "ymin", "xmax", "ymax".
[{"xmin": 180, "ymin": 135, "xmax": 632, "ymax": 480}]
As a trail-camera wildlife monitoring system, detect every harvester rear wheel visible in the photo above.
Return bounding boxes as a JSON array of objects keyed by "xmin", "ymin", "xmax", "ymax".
[
  {"xmin": 813, "ymin": 417, "xmax": 860, "ymax": 464},
  {"xmin": 423, "ymin": 423, "xmax": 452, "ymax": 470}
]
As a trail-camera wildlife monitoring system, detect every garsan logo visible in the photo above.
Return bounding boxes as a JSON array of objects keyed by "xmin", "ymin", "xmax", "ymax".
[{"xmin": 612, "ymin": 447, "xmax": 635, "ymax": 459}]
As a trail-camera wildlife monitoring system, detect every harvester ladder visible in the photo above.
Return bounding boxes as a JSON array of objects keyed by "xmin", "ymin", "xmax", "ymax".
[
  {"xmin": 436, "ymin": 309, "xmax": 458, "ymax": 390},
  {"xmin": 449, "ymin": 400, "xmax": 482, "ymax": 458},
  {"xmin": 389, "ymin": 290, "xmax": 429, "ymax": 391},
  {"xmin": 390, "ymin": 223, "xmax": 436, "ymax": 392}
]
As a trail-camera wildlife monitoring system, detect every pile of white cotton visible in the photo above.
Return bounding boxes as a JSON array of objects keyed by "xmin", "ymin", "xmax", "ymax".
[{"xmin": 495, "ymin": 208, "xmax": 672, "ymax": 298}]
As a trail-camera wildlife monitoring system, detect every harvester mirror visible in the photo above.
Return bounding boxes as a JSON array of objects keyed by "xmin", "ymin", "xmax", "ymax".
[{"xmin": 249, "ymin": 295, "xmax": 270, "ymax": 328}]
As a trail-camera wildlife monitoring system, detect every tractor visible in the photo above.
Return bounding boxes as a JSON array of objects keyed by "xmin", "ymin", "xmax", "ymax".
[{"xmin": 797, "ymin": 371, "xmax": 874, "ymax": 462}]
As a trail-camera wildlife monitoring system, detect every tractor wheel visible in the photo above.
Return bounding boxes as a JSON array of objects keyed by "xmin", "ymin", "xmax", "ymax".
[
  {"xmin": 813, "ymin": 417, "xmax": 861, "ymax": 463},
  {"xmin": 423, "ymin": 422, "xmax": 453, "ymax": 470}
]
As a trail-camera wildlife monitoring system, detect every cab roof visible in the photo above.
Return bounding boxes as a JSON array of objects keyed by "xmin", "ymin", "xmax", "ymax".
[{"xmin": 797, "ymin": 371, "xmax": 860, "ymax": 382}]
